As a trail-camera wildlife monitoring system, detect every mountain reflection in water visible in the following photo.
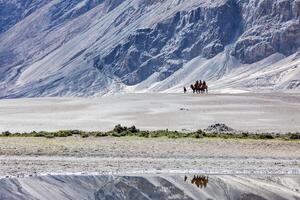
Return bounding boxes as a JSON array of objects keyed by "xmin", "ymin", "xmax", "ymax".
[{"xmin": 0, "ymin": 175, "xmax": 299, "ymax": 200}]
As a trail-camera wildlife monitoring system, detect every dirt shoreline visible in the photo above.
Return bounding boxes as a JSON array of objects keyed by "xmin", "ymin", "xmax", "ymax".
[{"xmin": 0, "ymin": 136, "xmax": 299, "ymax": 177}]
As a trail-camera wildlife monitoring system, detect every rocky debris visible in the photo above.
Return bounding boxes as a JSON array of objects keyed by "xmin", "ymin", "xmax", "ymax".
[{"xmin": 205, "ymin": 123, "xmax": 235, "ymax": 133}]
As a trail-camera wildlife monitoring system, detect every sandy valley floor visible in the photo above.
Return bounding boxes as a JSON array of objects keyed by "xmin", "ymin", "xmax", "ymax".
[
  {"xmin": 0, "ymin": 93, "xmax": 299, "ymax": 179},
  {"xmin": 0, "ymin": 93, "xmax": 300, "ymax": 133}
]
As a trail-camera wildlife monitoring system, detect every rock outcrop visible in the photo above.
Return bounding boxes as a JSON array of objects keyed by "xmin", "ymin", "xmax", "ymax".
[
  {"xmin": 232, "ymin": 0, "xmax": 300, "ymax": 63},
  {"xmin": 94, "ymin": 1, "xmax": 241, "ymax": 85}
]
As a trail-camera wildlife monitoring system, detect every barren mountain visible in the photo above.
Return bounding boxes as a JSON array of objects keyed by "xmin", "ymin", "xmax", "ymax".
[{"xmin": 0, "ymin": 0, "xmax": 299, "ymax": 97}]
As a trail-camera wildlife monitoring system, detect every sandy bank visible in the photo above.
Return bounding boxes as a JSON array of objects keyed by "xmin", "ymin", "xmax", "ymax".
[{"xmin": 0, "ymin": 137, "xmax": 299, "ymax": 177}]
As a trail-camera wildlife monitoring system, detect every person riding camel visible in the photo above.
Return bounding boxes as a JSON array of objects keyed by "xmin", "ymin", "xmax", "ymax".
[
  {"xmin": 190, "ymin": 84, "xmax": 195, "ymax": 93},
  {"xmin": 202, "ymin": 81, "xmax": 208, "ymax": 93},
  {"xmin": 198, "ymin": 80, "xmax": 202, "ymax": 93},
  {"xmin": 194, "ymin": 81, "xmax": 199, "ymax": 93}
]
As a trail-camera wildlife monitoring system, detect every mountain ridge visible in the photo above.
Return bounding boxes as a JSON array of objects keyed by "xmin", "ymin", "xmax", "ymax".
[{"xmin": 0, "ymin": 0, "xmax": 299, "ymax": 98}]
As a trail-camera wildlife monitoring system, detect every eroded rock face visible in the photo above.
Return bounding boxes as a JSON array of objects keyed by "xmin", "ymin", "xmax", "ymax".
[
  {"xmin": 94, "ymin": 0, "xmax": 241, "ymax": 85},
  {"xmin": 232, "ymin": 0, "xmax": 300, "ymax": 64},
  {"xmin": 94, "ymin": 0, "xmax": 300, "ymax": 85}
]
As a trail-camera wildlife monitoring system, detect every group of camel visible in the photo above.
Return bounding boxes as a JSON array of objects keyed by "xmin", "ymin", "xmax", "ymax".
[
  {"xmin": 184, "ymin": 80, "xmax": 208, "ymax": 94},
  {"xmin": 184, "ymin": 175, "xmax": 209, "ymax": 188}
]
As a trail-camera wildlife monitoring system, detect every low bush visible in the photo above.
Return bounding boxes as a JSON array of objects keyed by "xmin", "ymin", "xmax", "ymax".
[
  {"xmin": 128, "ymin": 125, "xmax": 139, "ymax": 133},
  {"xmin": 95, "ymin": 132, "xmax": 108, "ymax": 137},
  {"xmin": 288, "ymin": 133, "xmax": 300, "ymax": 140},
  {"xmin": 54, "ymin": 131, "xmax": 72, "ymax": 137},
  {"xmin": 241, "ymin": 132, "xmax": 249, "ymax": 138},
  {"xmin": 1, "ymin": 124, "xmax": 299, "ymax": 141},
  {"xmin": 113, "ymin": 124, "xmax": 127, "ymax": 133},
  {"xmin": 190, "ymin": 130, "xmax": 204, "ymax": 138},
  {"xmin": 32, "ymin": 131, "xmax": 45, "ymax": 137},
  {"xmin": 2, "ymin": 131, "xmax": 11, "ymax": 136},
  {"xmin": 111, "ymin": 130, "xmax": 128, "ymax": 137},
  {"xmin": 80, "ymin": 132, "xmax": 90, "ymax": 138},
  {"xmin": 45, "ymin": 134, "xmax": 55, "ymax": 139},
  {"xmin": 136, "ymin": 131, "xmax": 150, "ymax": 138},
  {"xmin": 257, "ymin": 134, "xmax": 274, "ymax": 140}
]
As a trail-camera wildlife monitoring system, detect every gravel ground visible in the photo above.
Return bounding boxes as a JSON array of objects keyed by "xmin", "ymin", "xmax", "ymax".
[{"xmin": 0, "ymin": 137, "xmax": 299, "ymax": 177}]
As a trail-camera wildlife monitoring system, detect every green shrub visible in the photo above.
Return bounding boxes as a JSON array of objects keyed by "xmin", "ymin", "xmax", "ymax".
[
  {"xmin": 45, "ymin": 134, "xmax": 55, "ymax": 139},
  {"xmin": 111, "ymin": 131, "xmax": 128, "ymax": 137},
  {"xmin": 190, "ymin": 132, "xmax": 204, "ymax": 139},
  {"xmin": 2, "ymin": 131, "xmax": 11, "ymax": 136},
  {"xmin": 95, "ymin": 132, "xmax": 108, "ymax": 137},
  {"xmin": 54, "ymin": 131, "xmax": 71, "ymax": 137},
  {"xmin": 206, "ymin": 132, "xmax": 218, "ymax": 138},
  {"xmin": 288, "ymin": 133, "xmax": 300, "ymax": 140},
  {"xmin": 113, "ymin": 124, "xmax": 127, "ymax": 133},
  {"xmin": 242, "ymin": 132, "xmax": 249, "ymax": 138},
  {"xmin": 0, "ymin": 125, "xmax": 299, "ymax": 141},
  {"xmin": 149, "ymin": 131, "xmax": 161, "ymax": 138},
  {"xmin": 128, "ymin": 126, "xmax": 139, "ymax": 133},
  {"xmin": 258, "ymin": 134, "xmax": 274, "ymax": 139},
  {"xmin": 80, "ymin": 132, "xmax": 89, "ymax": 138},
  {"xmin": 32, "ymin": 131, "xmax": 46, "ymax": 137},
  {"xmin": 70, "ymin": 130, "xmax": 81, "ymax": 135},
  {"xmin": 167, "ymin": 131, "xmax": 180, "ymax": 139},
  {"xmin": 136, "ymin": 131, "xmax": 150, "ymax": 138}
]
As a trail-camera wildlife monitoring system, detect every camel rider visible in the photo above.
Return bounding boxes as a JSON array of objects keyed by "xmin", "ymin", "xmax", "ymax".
[
  {"xmin": 190, "ymin": 84, "xmax": 195, "ymax": 93},
  {"xmin": 195, "ymin": 81, "xmax": 199, "ymax": 90}
]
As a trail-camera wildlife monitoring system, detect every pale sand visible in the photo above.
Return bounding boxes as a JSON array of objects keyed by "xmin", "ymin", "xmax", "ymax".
[
  {"xmin": 0, "ymin": 137, "xmax": 299, "ymax": 177},
  {"xmin": 0, "ymin": 93, "xmax": 300, "ymax": 133}
]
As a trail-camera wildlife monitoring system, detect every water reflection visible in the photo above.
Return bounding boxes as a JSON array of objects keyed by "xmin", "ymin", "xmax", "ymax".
[{"xmin": 184, "ymin": 175, "xmax": 209, "ymax": 188}]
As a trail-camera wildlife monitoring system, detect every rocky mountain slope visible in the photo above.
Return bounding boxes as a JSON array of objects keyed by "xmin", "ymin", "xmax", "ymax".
[{"xmin": 0, "ymin": 0, "xmax": 299, "ymax": 97}]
